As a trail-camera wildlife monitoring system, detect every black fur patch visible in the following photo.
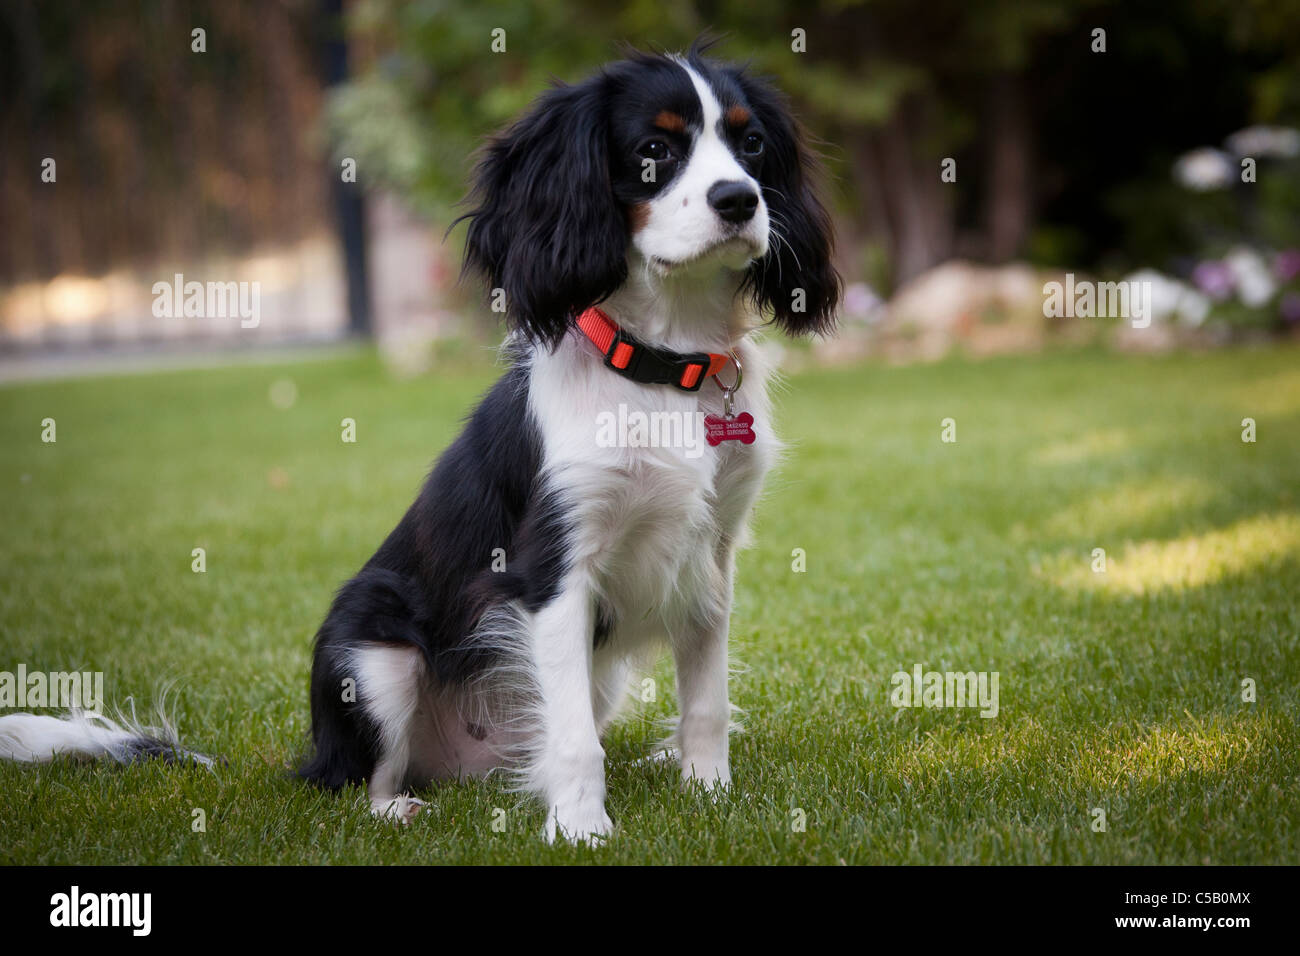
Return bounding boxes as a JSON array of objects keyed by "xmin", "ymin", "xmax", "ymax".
[
  {"xmin": 299, "ymin": 361, "xmax": 572, "ymax": 790},
  {"xmin": 593, "ymin": 601, "xmax": 617, "ymax": 649},
  {"xmin": 458, "ymin": 76, "xmax": 628, "ymax": 349},
  {"xmin": 118, "ymin": 736, "xmax": 207, "ymax": 766}
]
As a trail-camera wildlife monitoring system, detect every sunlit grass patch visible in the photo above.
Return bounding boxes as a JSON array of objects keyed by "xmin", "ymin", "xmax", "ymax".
[
  {"xmin": 1076, "ymin": 712, "xmax": 1267, "ymax": 789},
  {"xmin": 1023, "ymin": 475, "xmax": 1216, "ymax": 542},
  {"xmin": 1031, "ymin": 427, "xmax": 1134, "ymax": 466},
  {"xmin": 1038, "ymin": 512, "xmax": 1300, "ymax": 595},
  {"xmin": 1227, "ymin": 366, "xmax": 1300, "ymax": 417}
]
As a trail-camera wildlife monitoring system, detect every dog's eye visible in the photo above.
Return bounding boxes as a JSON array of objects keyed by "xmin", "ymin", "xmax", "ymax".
[
  {"xmin": 742, "ymin": 133, "xmax": 764, "ymax": 156},
  {"xmin": 637, "ymin": 140, "xmax": 671, "ymax": 162}
]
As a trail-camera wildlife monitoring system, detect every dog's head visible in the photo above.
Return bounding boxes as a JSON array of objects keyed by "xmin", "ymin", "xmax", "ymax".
[{"xmin": 460, "ymin": 45, "xmax": 840, "ymax": 348}]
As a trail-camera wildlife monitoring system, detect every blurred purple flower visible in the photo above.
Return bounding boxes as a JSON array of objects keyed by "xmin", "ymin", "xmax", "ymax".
[
  {"xmin": 1225, "ymin": 125, "xmax": 1300, "ymax": 159},
  {"xmin": 843, "ymin": 281, "xmax": 884, "ymax": 322},
  {"xmin": 1274, "ymin": 249, "xmax": 1300, "ymax": 283},
  {"xmin": 1280, "ymin": 292, "xmax": 1300, "ymax": 325},
  {"xmin": 1192, "ymin": 260, "xmax": 1235, "ymax": 301}
]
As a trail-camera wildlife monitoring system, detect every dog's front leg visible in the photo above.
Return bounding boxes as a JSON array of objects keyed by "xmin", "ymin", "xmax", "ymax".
[
  {"xmin": 530, "ymin": 574, "xmax": 611, "ymax": 844},
  {"xmin": 671, "ymin": 555, "xmax": 734, "ymax": 792}
]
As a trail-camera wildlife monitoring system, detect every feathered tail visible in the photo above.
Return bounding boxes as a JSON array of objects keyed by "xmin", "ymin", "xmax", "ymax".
[{"xmin": 0, "ymin": 701, "xmax": 215, "ymax": 768}]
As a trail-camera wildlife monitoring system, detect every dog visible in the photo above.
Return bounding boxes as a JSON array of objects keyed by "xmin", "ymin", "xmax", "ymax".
[{"xmin": 0, "ymin": 44, "xmax": 838, "ymax": 845}]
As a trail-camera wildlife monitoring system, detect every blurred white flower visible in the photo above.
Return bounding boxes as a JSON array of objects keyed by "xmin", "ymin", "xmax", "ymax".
[
  {"xmin": 1224, "ymin": 247, "xmax": 1276, "ymax": 307},
  {"xmin": 1224, "ymin": 125, "xmax": 1300, "ymax": 159},
  {"xmin": 1172, "ymin": 147, "xmax": 1234, "ymax": 191},
  {"xmin": 1124, "ymin": 269, "xmax": 1210, "ymax": 326}
]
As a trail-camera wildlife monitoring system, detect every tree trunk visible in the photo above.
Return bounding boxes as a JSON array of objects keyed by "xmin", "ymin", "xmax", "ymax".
[
  {"xmin": 848, "ymin": 95, "xmax": 955, "ymax": 290},
  {"xmin": 985, "ymin": 73, "xmax": 1032, "ymax": 262}
]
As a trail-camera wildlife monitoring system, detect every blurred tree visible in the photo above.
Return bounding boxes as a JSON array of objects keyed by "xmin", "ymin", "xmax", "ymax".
[
  {"xmin": 322, "ymin": 0, "xmax": 372, "ymax": 336},
  {"xmin": 0, "ymin": 0, "xmax": 327, "ymax": 283}
]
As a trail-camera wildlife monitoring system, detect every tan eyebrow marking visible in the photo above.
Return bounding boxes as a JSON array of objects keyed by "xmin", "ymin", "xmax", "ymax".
[
  {"xmin": 653, "ymin": 110, "xmax": 687, "ymax": 133},
  {"xmin": 725, "ymin": 105, "xmax": 751, "ymax": 128}
]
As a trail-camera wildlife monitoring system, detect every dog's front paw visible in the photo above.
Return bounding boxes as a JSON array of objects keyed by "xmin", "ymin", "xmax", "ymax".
[
  {"xmin": 370, "ymin": 794, "xmax": 426, "ymax": 824},
  {"xmin": 545, "ymin": 803, "xmax": 613, "ymax": 846},
  {"xmin": 682, "ymin": 760, "xmax": 731, "ymax": 800}
]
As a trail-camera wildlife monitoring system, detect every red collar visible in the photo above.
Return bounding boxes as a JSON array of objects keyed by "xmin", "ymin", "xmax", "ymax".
[{"xmin": 576, "ymin": 307, "xmax": 729, "ymax": 392}]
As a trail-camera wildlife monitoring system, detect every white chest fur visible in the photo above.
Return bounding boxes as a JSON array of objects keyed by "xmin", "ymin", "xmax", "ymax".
[{"xmin": 528, "ymin": 330, "xmax": 778, "ymax": 647}]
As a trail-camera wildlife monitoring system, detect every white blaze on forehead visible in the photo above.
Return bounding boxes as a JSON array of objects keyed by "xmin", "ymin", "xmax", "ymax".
[
  {"xmin": 628, "ymin": 56, "xmax": 770, "ymax": 270},
  {"xmin": 670, "ymin": 58, "xmax": 751, "ymax": 186},
  {"xmin": 674, "ymin": 57, "xmax": 724, "ymax": 134}
]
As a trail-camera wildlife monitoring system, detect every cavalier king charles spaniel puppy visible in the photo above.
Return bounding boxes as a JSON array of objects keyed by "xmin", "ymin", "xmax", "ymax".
[{"xmin": 0, "ymin": 44, "xmax": 838, "ymax": 846}]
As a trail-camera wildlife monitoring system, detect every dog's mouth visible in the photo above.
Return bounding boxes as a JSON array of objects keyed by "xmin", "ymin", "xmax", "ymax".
[{"xmin": 651, "ymin": 236, "xmax": 764, "ymax": 276}]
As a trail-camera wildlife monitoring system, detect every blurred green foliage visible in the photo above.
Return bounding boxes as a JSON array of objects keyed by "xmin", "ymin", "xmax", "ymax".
[
  {"xmin": 326, "ymin": 0, "xmax": 1083, "ymax": 220},
  {"xmin": 326, "ymin": 0, "xmax": 1300, "ymax": 289}
]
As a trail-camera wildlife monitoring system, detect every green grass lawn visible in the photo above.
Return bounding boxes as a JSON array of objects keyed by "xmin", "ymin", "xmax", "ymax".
[{"xmin": 1, "ymin": 344, "xmax": 1298, "ymax": 864}]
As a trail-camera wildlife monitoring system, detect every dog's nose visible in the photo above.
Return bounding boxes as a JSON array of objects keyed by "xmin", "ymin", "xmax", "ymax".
[{"xmin": 707, "ymin": 180, "xmax": 759, "ymax": 224}]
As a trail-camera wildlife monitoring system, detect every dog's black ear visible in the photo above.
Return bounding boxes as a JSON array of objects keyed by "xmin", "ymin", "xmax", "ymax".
[
  {"xmin": 459, "ymin": 77, "xmax": 626, "ymax": 349},
  {"xmin": 735, "ymin": 72, "xmax": 840, "ymax": 336}
]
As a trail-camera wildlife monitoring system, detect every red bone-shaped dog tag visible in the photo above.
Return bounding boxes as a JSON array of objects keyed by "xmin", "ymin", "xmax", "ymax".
[{"xmin": 704, "ymin": 412, "xmax": 756, "ymax": 446}]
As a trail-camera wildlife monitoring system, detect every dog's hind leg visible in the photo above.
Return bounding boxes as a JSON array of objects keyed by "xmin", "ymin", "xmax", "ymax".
[
  {"xmin": 353, "ymin": 644, "xmax": 427, "ymax": 823},
  {"xmin": 591, "ymin": 649, "xmax": 632, "ymax": 736}
]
